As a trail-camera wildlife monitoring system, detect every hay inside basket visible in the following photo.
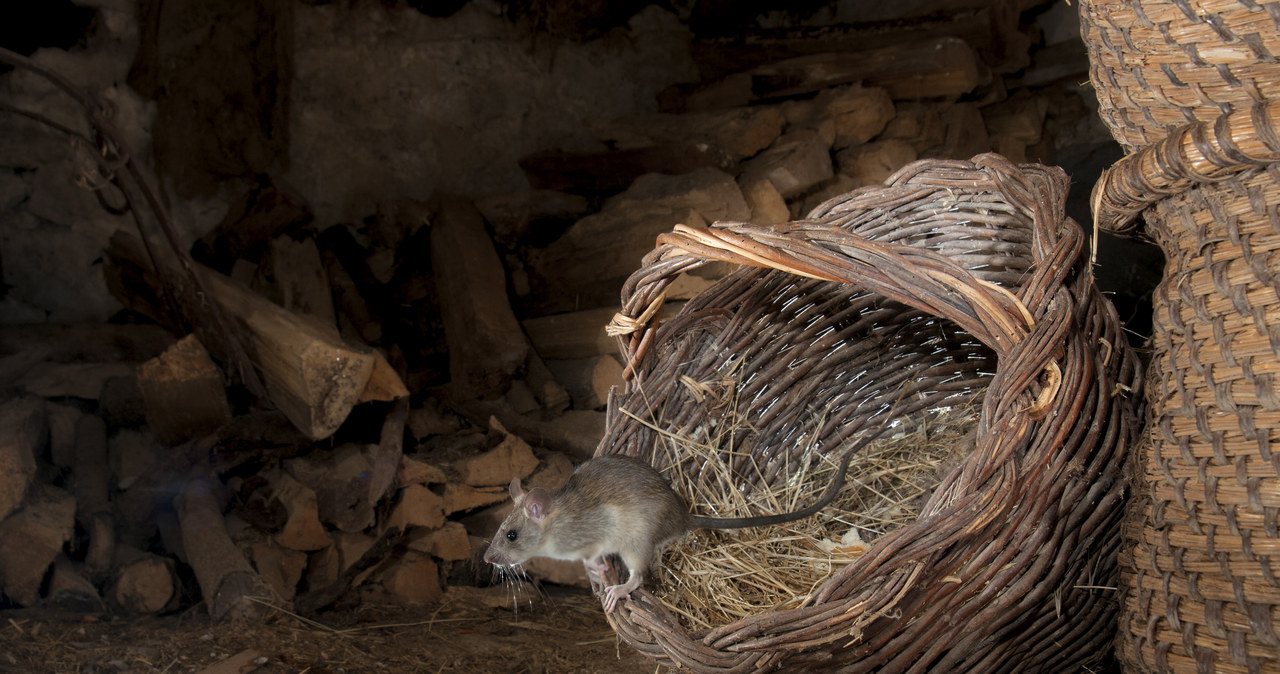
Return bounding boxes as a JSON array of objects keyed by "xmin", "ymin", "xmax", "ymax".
[{"xmin": 636, "ymin": 377, "xmax": 978, "ymax": 631}]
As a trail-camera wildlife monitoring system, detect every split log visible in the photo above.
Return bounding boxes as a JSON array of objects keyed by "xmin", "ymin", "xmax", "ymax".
[
  {"xmin": 268, "ymin": 471, "xmax": 333, "ymax": 551},
  {"xmin": 453, "ymin": 419, "xmax": 539, "ymax": 487},
  {"xmin": 0, "ymin": 323, "xmax": 174, "ymax": 365},
  {"xmin": 522, "ymin": 308, "xmax": 620, "ymax": 361},
  {"xmin": 0, "ymin": 396, "xmax": 43, "ymax": 523},
  {"xmin": 380, "ymin": 553, "xmax": 442, "ymax": 605},
  {"xmin": 288, "ymin": 445, "xmax": 376, "ymax": 533},
  {"xmin": 386, "ymin": 484, "xmax": 446, "ymax": 531},
  {"xmin": 745, "ymin": 37, "xmax": 987, "ymax": 102},
  {"xmin": 294, "ymin": 526, "xmax": 402, "ymax": 615},
  {"xmin": 407, "ymin": 521, "xmax": 471, "ymax": 561},
  {"xmin": 109, "ymin": 230, "xmax": 376, "ymax": 440},
  {"xmin": 0, "ymin": 485, "xmax": 75, "ymax": 606},
  {"xmin": 17, "ymin": 362, "xmax": 136, "ymax": 400},
  {"xmin": 111, "ymin": 549, "xmax": 181, "ymax": 615},
  {"xmin": 367, "ymin": 396, "xmax": 408, "ymax": 505},
  {"xmin": 261, "ymin": 234, "xmax": 337, "ymax": 329},
  {"xmin": 523, "ymin": 350, "xmax": 571, "ymax": 414},
  {"xmin": 136, "ymin": 334, "xmax": 233, "ymax": 445},
  {"xmin": 175, "ymin": 475, "xmax": 265, "ymax": 620},
  {"xmin": 318, "ymin": 243, "xmax": 382, "ymax": 346},
  {"xmin": 357, "ymin": 351, "xmax": 410, "ymax": 403},
  {"xmin": 250, "ymin": 541, "xmax": 308, "ymax": 602},
  {"xmin": 73, "ymin": 415, "xmax": 115, "ymax": 583},
  {"xmin": 48, "ymin": 556, "xmax": 106, "ymax": 613},
  {"xmin": 429, "ymin": 195, "xmax": 529, "ymax": 400},
  {"xmin": 545, "ymin": 355, "xmax": 624, "ymax": 410}
]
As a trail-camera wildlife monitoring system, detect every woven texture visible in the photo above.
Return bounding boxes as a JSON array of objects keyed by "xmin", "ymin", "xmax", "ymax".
[
  {"xmin": 597, "ymin": 155, "xmax": 1143, "ymax": 672},
  {"xmin": 1083, "ymin": 1, "xmax": 1280, "ymax": 671},
  {"xmin": 1080, "ymin": 0, "xmax": 1280, "ymax": 153}
]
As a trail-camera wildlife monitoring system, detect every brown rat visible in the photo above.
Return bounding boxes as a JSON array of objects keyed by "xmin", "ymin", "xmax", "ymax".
[{"xmin": 482, "ymin": 419, "xmax": 898, "ymax": 612}]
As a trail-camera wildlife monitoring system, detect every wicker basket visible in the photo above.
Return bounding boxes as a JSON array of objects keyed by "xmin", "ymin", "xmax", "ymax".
[
  {"xmin": 595, "ymin": 154, "xmax": 1143, "ymax": 672},
  {"xmin": 1082, "ymin": 1, "xmax": 1280, "ymax": 671}
]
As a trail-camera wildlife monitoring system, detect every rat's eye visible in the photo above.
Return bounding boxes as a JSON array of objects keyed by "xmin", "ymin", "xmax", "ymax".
[{"xmin": 506, "ymin": 530, "xmax": 519, "ymax": 542}]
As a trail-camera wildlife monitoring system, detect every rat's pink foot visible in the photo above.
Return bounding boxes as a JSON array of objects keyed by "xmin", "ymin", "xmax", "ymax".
[{"xmin": 603, "ymin": 584, "xmax": 630, "ymax": 613}]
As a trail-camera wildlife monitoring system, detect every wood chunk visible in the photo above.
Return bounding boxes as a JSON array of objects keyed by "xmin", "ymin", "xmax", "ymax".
[
  {"xmin": 443, "ymin": 483, "xmax": 508, "ymax": 515},
  {"xmin": 199, "ymin": 265, "xmax": 376, "ymax": 440},
  {"xmin": 520, "ymin": 410, "xmax": 604, "ymax": 462},
  {"xmin": 381, "ymin": 553, "xmax": 441, "ymax": 605},
  {"xmin": 0, "ymin": 485, "xmax": 75, "ymax": 606},
  {"xmin": 740, "ymin": 130, "xmax": 834, "ymax": 199},
  {"xmin": 137, "ymin": 335, "xmax": 232, "ymax": 446},
  {"xmin": 747, "ymin": 37, "xmax": 986, "ymax": 101},
  {"xmin": 923, "ymin": 102, "xmax": 991, "ymax": 160},
  {"xmin": 585, "ymin": 106, "xmax": 786, "ymax": 165},
  {"xmin": 796, "ymin": 175, "xmax": 860, "ymax": 219},
  {"xmin": 739, "ymin": 178, "xmax": 791, "ymax": 226},
  {"xmin": 0, "ymin": 397, "xmax": 43, "ymax": 523},
  {"xmin": 527, "ymin": 452, "xmax": 575, "ymax": 493},
  {"xmin": 657, "ymin": 73, "xmax": 753, "ymax": 113},
  {"xmin": 430, "ymin": 195, "xmax": 529, "ymax": 400},
  {"xmin": 504, "ymin": 380, "xmax": 540, "ymax": 416},
  {"xmin": 18, "ymin": 362, "xmax": 136, "ymax": 400},
  {"xmin": 386, "ymin": 484, "xmax": 446, "ymax": 531},
  {"xmin": 407, "ymin": 522, "xmax": 471, "ymax": 561},
  {"xmin": 518, "ymin": 145, "xmax": 726, "ymax": 194},
  {"xmin": 263, "ymin": 235, "xmax": 336, "ymax": 328},
  {"xmin": 0, "ymin": 323, "xmax": 174, "ymax": 364},
  {"xmin": 453, "ymin": 425, "xmax": 539, "ymax": 487},
  {"xmin": 48, "ymin": 555, "xmax": 106, "ymax": 613},
  {"xmin": 880, "ymin": 102, "xmax": 948, "ymax": 152},
  {"xmin": 318, "ymin": 244, "xmax": 382, "ymax": 346},
  {"xmin": 288, "ymin": 445, "xmax": 375, "ymax": 533},
  {"xmin": 176, "ymin": 476, "xmax": 265, "ymax": 620},
  {"xmin": 406, "ymin": 399, "xmax": 463, "ymax": 440},
  {"xmin": 475, "ymin": 189, "xmax": 591, "ymax": 249},
  {"xmin": 835, "ymin": 140, "xmax": 919, "ymax": 187},
  {"xmin": 269, "ymin": 471, "xmax": 334, "ymax": 551},
  {"xmin": 523, "ymin": 167, "xmax": 749, "ymax": 314},
  {"xmin": 524, "ymin": 349, "xmax": 571, "ymax": 414},
  {"xmin": 546, "ymin": 356, "xmax": 624, "ymax": 411},
  {"xmin": 112, "ymin": 553, "xmax": 180, "ymax": 614},
  {"xmin": 357, "ymin": 350, "xmax": 409, "ymax": 403},
  {"xmin": 109, "ymin": 429, "xmax": 162, "ymax": 491},
  {"xmin": 397, "ymin": 455, "xmax": 448, "ymax": 488},
  {"xmin": 368, "ymin": 397, "xmax": 408, "ymax": 506},
  {"xmin": 250, "ymin": 541, "xmax": 308, "ymax": 602},
  {"xmin": 522, "ymin": 308, "xmax": 620, "ymax": 361},
  {"xmin": 73, "ymin": 414, "xmax": 114, "ymax": 582}
]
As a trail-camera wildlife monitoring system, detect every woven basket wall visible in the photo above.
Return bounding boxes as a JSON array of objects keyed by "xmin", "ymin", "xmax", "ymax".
[
  {"xmin": 1082, "ymin": 1, "xmax": 1280, "ymax": 671},
  {"xmin": 596, "ymin": 154, "xmax": 1143, "ymax": 672}
]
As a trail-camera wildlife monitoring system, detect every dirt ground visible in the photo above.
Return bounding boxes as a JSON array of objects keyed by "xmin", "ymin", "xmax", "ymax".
[{"xmin": 0, "ymin": 584, "xmax": 659, "ymax": 673}]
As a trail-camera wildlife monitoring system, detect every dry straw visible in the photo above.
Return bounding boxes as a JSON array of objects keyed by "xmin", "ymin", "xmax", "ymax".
[{"xmin": 640, "ymin": 393, "xmax": 976, "ymax": 631}]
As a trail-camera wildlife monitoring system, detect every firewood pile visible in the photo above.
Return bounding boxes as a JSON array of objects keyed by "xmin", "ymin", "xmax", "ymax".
[{"xmin": 0, "ymin": 0, "xmax": 1102, "ymax": 621}]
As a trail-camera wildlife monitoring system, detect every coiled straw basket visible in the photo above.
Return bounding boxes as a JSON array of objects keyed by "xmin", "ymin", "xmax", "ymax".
[
  {"xmin": 1082, "ymin": 1, "xmax": 1280, "ymax": 670},
  {"xmin": 596, "ymin": 154, "xmax": 1143, "ymax": 672}
]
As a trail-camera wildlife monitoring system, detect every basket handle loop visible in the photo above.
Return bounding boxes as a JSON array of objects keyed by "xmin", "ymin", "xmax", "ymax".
[{"xmin": 1093, "ymin": 99, "xmax": 1280, "ymax": 236}]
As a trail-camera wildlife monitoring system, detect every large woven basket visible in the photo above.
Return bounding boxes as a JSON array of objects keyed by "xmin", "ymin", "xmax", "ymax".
[
  {"xmin": 596, "ymin": 154, "xmax": 1143, "ymax": 672},
  {"xmin": 1081, "ymin": 1, "xmax": 1280, "ymax": 671}
]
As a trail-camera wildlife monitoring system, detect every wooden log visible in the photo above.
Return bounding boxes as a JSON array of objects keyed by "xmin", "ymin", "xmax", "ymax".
[
  {"xmin": 294, "ymin": 526, "xmax": 402, "ymax": 615},
  {"xmin": 250, "ymin": 541, "xmax": 308, "ymax": 602},
  {"xmin": 518, "ymin": 145, "xmax": 727, "ymax": 194},
  {"xmin": 523, "ymin": 350, "xmax": 571, "ymax": 414},
  {"xmin": 0, "ymin": 323, "xmax": 174, "ymax": 365},
  {"xmin": 197, "ymin": 265, "xmax": 376, "ymax": 440},
  {"xmin": 545, "ymin": 355, "xmax": 624, "ymax": 410},
  {"xmin": 72, "ymin": 414, "xmax": 114, "ymax": 583},
  {"xmin": 357, "ymin": 350, "xmax": 409, "ymax": 403},
  {"xmin": 110, "ymin": 548, "xmax": 181, "ymax": 615},
  {"xmin": 48, "ymin": 556, "xmax": 106, "ymax": 613},
  {"xmin": 521, "ymin": 308, "xmax": 619, "ymax": 361},
  {"xmin": 109, "ymin": 230, "xmax": 376, "ymax": 440},
  {"xmin": 136, "ymin": 334, "xmax": 233, "ymax": 445},
  {"xmin": 268, "ymin": 471, "xmax": 333, "ymax": 551},
  {"xmin": 368, "ymin": 396, "xmax": 407, "ymax": 506},
  {"xmin": 318, "ymin": 243, "xmax": 382, "ymax": 346},
  {"xmin": 262, "ymin": 235, "xmax": 337, "ymax": 329},
  {"xmin": 0, "ymin": 485, "xmax": 75, "ymax": 606},
  {"xmin": 0, "ymin": 397, "xmax": 43, "ymax": 523},
  {"xmin": 175, "ymin": 475, "xmax": 265, "ymax": 620},
  {"xmin": 746, "ymin": 37, "xmax": 986, "ymax": 102},
  {"xmin": 380, "ymin": 553, "xmax": 442, "ymax": 605},
  {"xmin": 288, "ymin": 445, "xmax": 375, "ymax": 534},
  {"xmin": 430, "ymin": 195, "xmax": 529, "ymax": 400},
  {"xmin": 687, "ymin": 4, "xmax": 1031, "ymax": 82}
]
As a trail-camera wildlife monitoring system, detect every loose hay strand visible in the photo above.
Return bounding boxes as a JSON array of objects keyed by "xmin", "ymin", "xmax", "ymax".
[{"xmin": 651, "ymin": 395, "xmax": 976, "ymax": 631}]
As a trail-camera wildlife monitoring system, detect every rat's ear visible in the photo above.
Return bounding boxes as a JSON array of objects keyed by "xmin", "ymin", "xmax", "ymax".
[
  {"xmin": 524, "ymin": 487, "xmax": 551, "ymax": 522},
  {"xmin": 509, "ymin": 476, "xmax": 525, "ymax": 500}
]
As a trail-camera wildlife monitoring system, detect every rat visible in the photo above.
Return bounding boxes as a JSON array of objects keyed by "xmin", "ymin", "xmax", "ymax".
[{"xmin": 482, "ymin": 419, "xmax": 898, "ymax": 613}]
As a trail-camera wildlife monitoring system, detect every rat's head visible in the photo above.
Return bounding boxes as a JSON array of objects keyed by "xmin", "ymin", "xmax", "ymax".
[{"xmin": 482, "ymin": 476, "xmax": 552, "ymax": 567}]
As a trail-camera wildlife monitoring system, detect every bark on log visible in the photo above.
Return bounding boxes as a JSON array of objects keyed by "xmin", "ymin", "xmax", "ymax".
[{"xmin": 175, "ymin": 476, "xmax": 264, "ymax": 620}]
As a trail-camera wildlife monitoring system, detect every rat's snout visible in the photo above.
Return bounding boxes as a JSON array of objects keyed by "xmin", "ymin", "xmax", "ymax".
[{"xmin": 483, "ymin": 543, "xmax": 505, "ymax": 566}]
